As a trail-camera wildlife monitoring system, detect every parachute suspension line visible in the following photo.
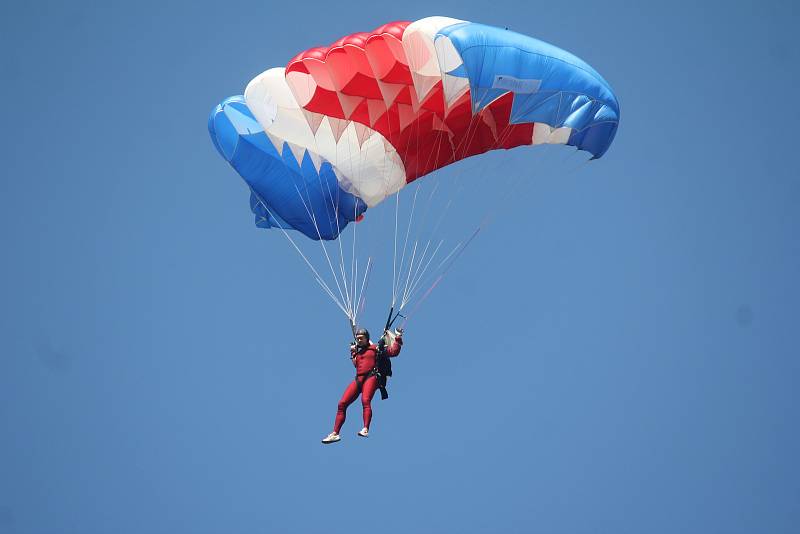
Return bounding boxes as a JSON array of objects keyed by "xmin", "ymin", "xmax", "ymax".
[
  {"xmin": 319, "ymin": 166, "xmax": 351, "ymax": 311},
  {"xmin": 322, "ymin": 177, "xmax": 353, "ymax": 322},
  {"xmin": 313, "ymin": 154, "xmax": 352, "ymax": 295},
  {"xmin": 354, "ymin": 256, "xmax": 373, "ymax": 322},
  {"xmin": 399, "ymin": 130, "xmax": 450, "ymax": 297},
  {"xmin": 350, "ymin": 188, "xmax": 358, "ymax": 322},
  {"xmin": 353, "ymin": 121, "xmax": 380, "ymax": 326},
  {"xmin": 398, "ymin": 131, "xmax": 466, "ymax": 313},
  {"xmin": 344, "ymin": 109, "xmax": 389, "ymax": 329},
  {"xmin": 399, "ymin": 179, "xmax": 445, "ymax": 305},
  {"xmin": 392, "ymin": 126, "xmax": 448, "ymax": 312},
  {"xmin": 392, "ymin": 191, "xmax": 400, "ymax": 307},
  {"xmin": 393, "ymin": 99, "xmax": 436, "ymax": 308},
  {"xmin": 337, "ymin": 241, "xmax": 352, "ymax": 318},
  {"xmin": 390, "ymin": 103, "xmax": 441, "ymax": 312},
  {"xmin": 400, "ymin": 120, "xmax": 582, "ymax": 319},
  {"xmin": 396, "ymin": 109, "xmax": 502, "ymax": 318},
  {"xmin": 342, "ymin": 127, "xmax": 365, "ymax": 322},
  {"xmin": 387, "ymin": 111, "xmax": 419, "ymax": 310},
  {"xmin": 342, "ymin": 121, "xmax": 358, "ymax": 323},
  {"xmin": 407, "ymin": 115, "xmax": 478, "ymax": 305},
  {"xmin": 402, "ymin": 235, "xmax": 464, "ymax": 309},
  {"xmin": 382, "ymin": 94, "xmax": 405, "ymax": 310},
  {"xmin": 377, "ymin": 127, "xmax": 452, "ymax": 319},
  {"xmin": 398, "ymin": 171, "xmax": 460, "ymax": 310},
  {"xmin": 340, "ymin": 119, "xmax": 358, "ymax": 322},
  {"xmin": 393, "ymin": 183, "xmax": 422, "ymax": 306},
  {"xmin": 401, "ymin": 225, "xmax": 483, "ymax": 329},
  {"xmin": 303, "ymin": 115, "xmax": 369, "ymax": 328},
  {"xmin": 339, "ymin": 115, "xmax": 381, "ymax": 328},
  {"xmin": 399, "ymin": 240, "xmax": 419, "ymax": 308},
  {"xmin": 401, "ymin": 237, "xmax": 430, "ymax": 305},
  {"xmin": 400, "ymin": 239, "xmax": 444, "ymax": 309},
  {"xmin": 407, "ymin": 121, "xmax": 522, "ymax": 321},
  {"xmin": 394, "ymin": 119, "xmax": 425, "ymax": 304},
  {"xmin": 248, "ymin": 187, "xmax": 351, "ymax": 318},
  {"xmin": 398, "ymin": 126, "xmax": 495, "ymax": 314},
  {"xmin": 289, "ymin": 180, "xmax": 354, "ymax": 318},
  {"xmin": 473, "ymin": 123, "xmax": 579, "ymax": 236},
  {"xmin": 401, "ymin": 236, "xmax": 445, "ymax": 308},
  {"xmin": 296, "ymin": 127, "xmax": 355, "ymax": 324},
  {"xmin": 449, "ymin": 108, "xmax": 479, "ymax": 163},
  {"xmin": 414, "ymin": 125, "xmax": 578, "ymax": 321},
  {"xmin": 460, "ymin": 115, "xmax": 485, "ymax": 161}
]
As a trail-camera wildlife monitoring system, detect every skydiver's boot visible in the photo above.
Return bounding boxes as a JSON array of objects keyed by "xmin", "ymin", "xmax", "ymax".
[
  {"xmin": 357, "ymin": 427, "xmax": 369, "ymax": 438},
  {"xmin": 321, "ymin": 432, "xmax": 341, "ymax": 444}
]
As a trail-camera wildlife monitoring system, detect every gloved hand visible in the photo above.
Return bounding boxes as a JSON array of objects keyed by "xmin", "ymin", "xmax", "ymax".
[{"xmin": 394, "ymin": 328, "xmax": 403, "ymax": 339}]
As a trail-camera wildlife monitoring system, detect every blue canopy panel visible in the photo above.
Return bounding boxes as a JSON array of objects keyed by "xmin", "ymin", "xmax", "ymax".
[
  {"xmin": 436, "ymin": 23, "xmax": 620, "ymax": 159},
  {"xmin": 208, "ymin": 96, "xmax": 366, "ymax": 240}
]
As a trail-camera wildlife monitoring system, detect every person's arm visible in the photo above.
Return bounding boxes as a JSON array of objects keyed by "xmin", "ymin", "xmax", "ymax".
[{"xmin": 385, "ymin": 329, "xmax": 404, "ymax": 357}]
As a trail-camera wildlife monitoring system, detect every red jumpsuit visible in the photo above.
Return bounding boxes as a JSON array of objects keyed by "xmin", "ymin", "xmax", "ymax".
[{"xmin": 333, "ymin": 338, "xmax": 402, "ymax": 433}]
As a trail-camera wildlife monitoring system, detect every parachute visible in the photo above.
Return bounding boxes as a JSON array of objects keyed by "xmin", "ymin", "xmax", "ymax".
[
  {"xmin": 209, "ymin": 17, "xmax": 619, "ymax": 326},
  {"xmin": 209, "ymin": 17, "xmax": 619, "ymax": 239}
]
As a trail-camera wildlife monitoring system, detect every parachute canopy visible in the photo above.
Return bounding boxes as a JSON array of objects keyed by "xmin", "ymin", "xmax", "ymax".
[{"xmin": 209, "ymin": 16, "xmax": 619, "ymax": 240}]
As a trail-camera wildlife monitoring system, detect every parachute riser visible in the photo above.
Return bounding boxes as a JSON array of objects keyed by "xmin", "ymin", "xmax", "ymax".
[
  {"xmin": 383, "ymin": 306, "xmax": 405, "ymax": 334},
  {"xmin": 382, "ymin": 306, "xmax": 394, "ymax": 334}
]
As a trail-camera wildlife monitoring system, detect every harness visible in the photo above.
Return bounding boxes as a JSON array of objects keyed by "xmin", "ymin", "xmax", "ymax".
[
  {"xmin": 352, "ymin": 344, "xmax": 390, "ymax": 400},
  {"xmin": 373, "ymin": 338, "xmax": 391, "ymax": 400}
]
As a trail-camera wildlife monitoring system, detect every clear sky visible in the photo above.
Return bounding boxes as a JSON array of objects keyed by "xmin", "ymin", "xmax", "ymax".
[{"xmin": 1, "ymin": 1, "xmax": 798, "ymax": 533}]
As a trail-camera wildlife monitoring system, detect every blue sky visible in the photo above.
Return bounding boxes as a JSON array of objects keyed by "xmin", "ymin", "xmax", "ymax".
[{"xmin": 1, "ymin": 1, "xmax": 798, "ymax": 533}]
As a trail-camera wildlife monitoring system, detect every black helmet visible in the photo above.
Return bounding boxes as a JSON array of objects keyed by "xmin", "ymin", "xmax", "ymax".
[{"xmin": 355, "ymin": 327, "xmax": 370, "ymax": 339}]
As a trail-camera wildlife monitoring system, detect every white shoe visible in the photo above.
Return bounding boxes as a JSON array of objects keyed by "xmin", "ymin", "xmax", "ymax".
[
  {"xmin": 357, "ymin": 427, "xmax": 369, "ymax": 438},
  {"xmin": 321, "ymin": 432, "xmax": 341, "ymax": 444}
]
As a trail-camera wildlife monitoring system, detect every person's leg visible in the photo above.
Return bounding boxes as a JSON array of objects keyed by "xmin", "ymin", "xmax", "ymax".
[
  {"xmin": 334, "ymin": 380, "xmax": 360, "ymax": 433},
  {"xmin": 360, "ymin": 376, "xmax": 379, "ymax": 430}
]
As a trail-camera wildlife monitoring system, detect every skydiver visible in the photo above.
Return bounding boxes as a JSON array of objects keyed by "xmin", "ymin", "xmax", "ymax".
[{"xmin": 321, "ymin": 327, "xmax": 403, "ymax": 444}]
